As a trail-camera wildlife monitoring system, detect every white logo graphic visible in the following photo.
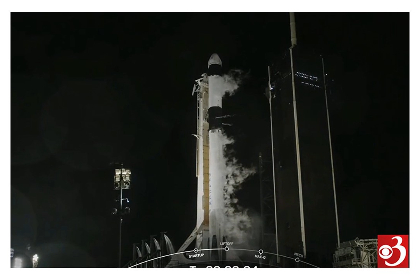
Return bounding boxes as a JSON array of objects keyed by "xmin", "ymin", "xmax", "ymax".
[{"xmin": 378, "ymin": 236, "xmax": 406, "ymax": 266}]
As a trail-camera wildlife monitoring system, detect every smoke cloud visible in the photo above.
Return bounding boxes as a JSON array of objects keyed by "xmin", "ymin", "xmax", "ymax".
[
  {"xmin": 218, "ymin": 70, "xmax": 257, "ymax": 244},
  {"xmin": 222, "ymin": 69, "xmax": 244, "ymax": 96},
  {"xmin": 210, "ymin": 69, "xmax": 244, "ymax": 98},
  {"xmin": 222, "ymin": 134, "xmax": 256, "ymax": 244}
]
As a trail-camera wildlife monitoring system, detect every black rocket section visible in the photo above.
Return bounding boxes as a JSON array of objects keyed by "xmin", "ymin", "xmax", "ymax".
[
  {"xmin": 208, "ymin": 107, "xmax": 222, "ymax": 130},
  {"xmin": 208, "ymin": 65, "xmax": 222, "ymax": 76},
  {"xmin": 207, "ymin": 56, "xmax": 223, "ymax": 131}
]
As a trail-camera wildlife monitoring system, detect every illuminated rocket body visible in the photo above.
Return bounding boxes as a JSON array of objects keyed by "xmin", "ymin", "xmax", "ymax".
[
  {"xmin": 206, "ymin": 54, "xmax": 226, "ymax": 253},
  {"xmin": 175, "ymin": 54, "xmax": 227, "ymax": 261}
]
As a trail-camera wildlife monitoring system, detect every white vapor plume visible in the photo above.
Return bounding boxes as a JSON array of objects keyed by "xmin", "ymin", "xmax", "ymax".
[
  {"xmin": 218, "ymin": 69, "xmax": 256, "ymax": 244},
  {"xmin": 211, "ymin": 69, "xmax": 244, "ymax": 98},
  {"xmin": 222, "ymin": 134, "xmax": 256, "ymax": 243}
]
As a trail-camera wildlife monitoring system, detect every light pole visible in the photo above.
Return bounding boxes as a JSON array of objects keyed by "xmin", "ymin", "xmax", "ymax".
[{"xmin": 112, "ymin": 163, "xmax": 131, "ymax": 268}]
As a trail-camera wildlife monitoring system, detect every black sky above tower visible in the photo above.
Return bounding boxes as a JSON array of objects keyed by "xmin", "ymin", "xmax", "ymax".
[{"xmin": 11, "ymin": 13, "xmax": 409, "ymax": 267}]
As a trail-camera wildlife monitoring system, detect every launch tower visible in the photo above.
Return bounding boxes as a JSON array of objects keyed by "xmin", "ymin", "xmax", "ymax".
[{"xmin": 268, "ymin": 13, "xmax": 340, "ymax": 267}]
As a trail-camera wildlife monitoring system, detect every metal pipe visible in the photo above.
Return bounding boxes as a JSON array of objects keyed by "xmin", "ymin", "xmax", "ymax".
[
  {"xmin": 289, "ymin": 47, "xmax": 306, "ymax": 257},
  {"xmin": 290, "ymin": 12, "xmax": 297, "ymax": 47},
  {"xmin": 321, "ymin": 56, "xmax": 341, "ymax": 247},
  {"xmin": 119, "ymin": 164, "xmax": 123, "ymax": 268},
  {"xmin": 267, "ymin": 66, "xmax": 280, "ymax": 263},
  {"xmin": 132, "ymin": 243, "xmax": 137, "ymax": 262},
  {"xmin": 258, "ymin": 153, "xmax": 264, "ymax": 250}
]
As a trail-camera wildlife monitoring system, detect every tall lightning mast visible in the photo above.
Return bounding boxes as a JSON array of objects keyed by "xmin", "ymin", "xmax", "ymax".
[{"xmin": 289, "ymin": 11, "xmax": 307, "ymax": 258}]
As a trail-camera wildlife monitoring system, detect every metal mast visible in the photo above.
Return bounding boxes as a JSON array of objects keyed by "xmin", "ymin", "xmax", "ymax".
[
  {"xmin": 266, "ymin": 66, "xmax": 280, "ymax": 263},
  {"xmin": 321, "ymin": 57, "xmax": 341, "ymax": 247},
  {"xmin": 289, "ymin": 12, "xmax": 307, "ymax": 258}
]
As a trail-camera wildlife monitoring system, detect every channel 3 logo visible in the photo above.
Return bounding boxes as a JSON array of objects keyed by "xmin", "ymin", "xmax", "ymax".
[{"xmin": 377, "ymin": 235, "xmax": 409, "ymax": 268}]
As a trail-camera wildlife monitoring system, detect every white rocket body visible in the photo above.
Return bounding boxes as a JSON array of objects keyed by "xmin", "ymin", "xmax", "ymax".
[
  {"xmin": 174, "ymin": 54, "xmax": 228, "ymax": 262},
  {"xmin": 195, "ymin": 54, "xmax": 226, "ymax": 251},
  {"xmin": 207, "ymin": 55, "xmax": 226, "ymax": 250}
]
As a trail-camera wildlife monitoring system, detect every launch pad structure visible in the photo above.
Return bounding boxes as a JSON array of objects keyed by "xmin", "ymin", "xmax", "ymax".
[
  {"xmin": 333, "ymin": 238, "xmax": 378, "ymax": 268},
  {"xmin": 126, "ymin": 13, "xmax": 344, "ymax": 268},
  {"xmin": 127, "ymin": 54, "xmax": 281, "ymax": 268}
]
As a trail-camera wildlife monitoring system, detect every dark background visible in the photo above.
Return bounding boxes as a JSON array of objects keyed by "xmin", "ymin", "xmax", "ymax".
[{"xmin": 11, "ymin": 13, "xmax": 409, "ymax": 267}]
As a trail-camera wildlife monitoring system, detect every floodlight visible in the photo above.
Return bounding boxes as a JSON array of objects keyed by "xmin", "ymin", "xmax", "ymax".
[{"xmin": 122, "ymin": 169, "xmax": 131, "ymax": 175}]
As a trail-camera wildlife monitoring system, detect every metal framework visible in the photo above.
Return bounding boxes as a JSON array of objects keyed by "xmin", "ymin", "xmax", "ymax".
[{"xmin": 333, "ymin": 238, "xmax": 377, "ymax": 268}]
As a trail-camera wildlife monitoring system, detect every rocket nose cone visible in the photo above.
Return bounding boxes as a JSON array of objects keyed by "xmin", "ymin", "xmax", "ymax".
[{"xmin": 208, "ymin": 53, "xmax": 222, "ymax": 68}]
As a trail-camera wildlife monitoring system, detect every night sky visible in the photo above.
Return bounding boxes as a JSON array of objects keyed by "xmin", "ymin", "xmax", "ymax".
[{"xmin": 11, "ymin": 13, "xmax": 409, "ymax": 267}]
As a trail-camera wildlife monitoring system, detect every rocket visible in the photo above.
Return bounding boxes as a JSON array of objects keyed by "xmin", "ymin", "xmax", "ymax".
[
  {"xmin": 207, "ymin": 54, "xmax": 226, "ymax": 256},
  {"xmin": 173, "ymin": 54, "xmax": 228, "ymax": 262}
]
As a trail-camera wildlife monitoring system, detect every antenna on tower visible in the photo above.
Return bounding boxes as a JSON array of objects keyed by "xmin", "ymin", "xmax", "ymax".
[{"xmin": 290, "ymin": 12, "xmax": 297, "ymax": 47}]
